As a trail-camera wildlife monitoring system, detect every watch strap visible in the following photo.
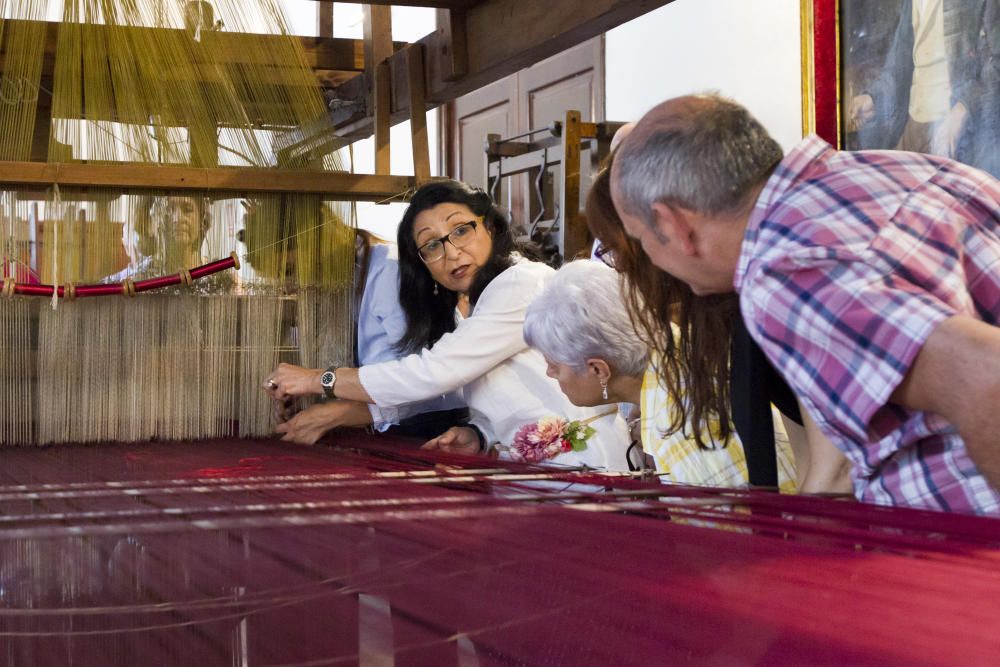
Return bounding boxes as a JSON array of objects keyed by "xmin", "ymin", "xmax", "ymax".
[{"xmin": 321, "ymin": 367, "xmax": 337, "ymax": 398}]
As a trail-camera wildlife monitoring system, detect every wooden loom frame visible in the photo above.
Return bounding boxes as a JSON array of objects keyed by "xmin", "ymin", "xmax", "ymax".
[{"xmin": 0, "ymin": 0, "xmax": 673, "ymax": 201}]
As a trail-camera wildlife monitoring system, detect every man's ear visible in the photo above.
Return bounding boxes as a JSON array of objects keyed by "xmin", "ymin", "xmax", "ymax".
[{"xmin": 650, "ymin": 202, "xmax": 697, "ymax": 257}]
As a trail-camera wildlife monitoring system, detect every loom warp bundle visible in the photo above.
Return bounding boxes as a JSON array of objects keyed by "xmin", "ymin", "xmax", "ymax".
[
  {"xmin": 0, "ymin": 434, "xmax": 997, "ymax": 664},
  {"xmin": 0, "ymin": 0, "xmax": 359, "ymax": 446}
]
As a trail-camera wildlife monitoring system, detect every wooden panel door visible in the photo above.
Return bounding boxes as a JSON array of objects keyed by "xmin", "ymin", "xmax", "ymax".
[
  {"xmin": 517, "ymin": 39, "xmax": 604, "ymax": 232},
  {"xmin": 442, "ymin": 37, "xmax": 604, "ymax": 236},
  {"xmin": 446, "ymin": 76, "xmax": 518, "ymax": 214}
]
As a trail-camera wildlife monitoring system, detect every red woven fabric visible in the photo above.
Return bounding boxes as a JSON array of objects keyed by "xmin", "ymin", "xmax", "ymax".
[{"xmin": 0, "ymin": 435, "xmax": 996, "ymax": 665}]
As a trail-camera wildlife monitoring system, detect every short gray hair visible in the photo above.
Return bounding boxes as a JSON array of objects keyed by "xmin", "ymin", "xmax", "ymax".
[
  {"xmin": 613, "ymin": 93, "xmax": 783, "ymax": 221},
  {"xmin": 523, "ymin": 260, "xmax": 648, "ymax": 377}
]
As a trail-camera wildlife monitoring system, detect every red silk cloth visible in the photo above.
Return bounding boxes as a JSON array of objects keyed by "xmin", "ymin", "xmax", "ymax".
[{"xmin": 0, "ymin": 434, "xmax": 997, "ymax": 665}]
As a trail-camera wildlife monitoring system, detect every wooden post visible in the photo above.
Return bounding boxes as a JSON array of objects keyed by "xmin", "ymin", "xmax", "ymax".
[
  {"xmin": 407, "ymin": 45, "xmax": 431, "ymax": 183},
  {"xmin": 29, "ymin": 97, "xmax": 53, "ymax": 163},
  {"xmin": 363, "ymin": 5, "xmax": 392, "ymax": 176},
  {"xmin": 434, "ymin": 8, "xmax": 468, "ymax": 82},
  {"xmin": 316, "ymin": 1, "xmax": 334, "ymax": 38},
  {"xmin": 559, "ymin": 110, "xmax": 590, "ymax": 260}
]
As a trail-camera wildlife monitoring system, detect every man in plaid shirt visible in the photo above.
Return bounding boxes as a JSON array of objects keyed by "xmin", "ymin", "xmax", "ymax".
[{"xmin": 611, "ymin": 93, "xmax": 1000, "ymax": 514}]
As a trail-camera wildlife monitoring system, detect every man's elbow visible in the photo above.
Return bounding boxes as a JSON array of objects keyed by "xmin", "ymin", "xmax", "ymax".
[{"xmin": 892, "ymin": 316, "xmax": 1000, "ymax": 489}]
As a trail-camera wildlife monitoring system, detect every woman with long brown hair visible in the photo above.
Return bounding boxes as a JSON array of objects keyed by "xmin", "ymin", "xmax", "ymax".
[{"xmin": 586, "ymin": 159, "xmax": 850, "ymax": 493}]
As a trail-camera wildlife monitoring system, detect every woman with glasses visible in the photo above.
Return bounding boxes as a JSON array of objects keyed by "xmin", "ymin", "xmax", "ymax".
[
  {"xmin": 264, "ymin": 179, "xmax": 629, "ymax": 470},
  {"xmin": 241, "ymin": 200, "xmax": 467, "ymax": 439}
]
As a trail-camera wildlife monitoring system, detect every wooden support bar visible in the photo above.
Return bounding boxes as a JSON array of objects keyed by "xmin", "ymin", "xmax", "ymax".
[
  {"xmin": 407, "ymin": 45, "xmax": 431, "ymax": 183},
  {"xmin": 0, "ymin": 162, "xmax": 415, "ymax": 201},
  {"xmin": 306, "ymin": 0, "xmax": 477, "ymax": 8},
  {"xmin": 559, "ymin": 110, "xmax": 589, "ymax": 261},
  {"xmin": 0, "ymin": 20, "xmax": 392, "ymax": 75},
  {"xmin": 373, "ymin": 61, "xmax": 392, "ymax": 176},
  {"xmin": 316, "ymin": 1, "xmax": 335, "ymax": 39},
  {"xmin": 362, "ymin": 6, "xmax": 394, "ymax": 72},
  {"xmin": 364, "ymin": 5, "xmax": 393, "ymax": 176},
  {"xmin": 488, "ymin": 146, "xmax": 564, "ymax": 179},
  {"xmin": 435, "ymin": 8, "xmax": 468, "ymax": 82}
]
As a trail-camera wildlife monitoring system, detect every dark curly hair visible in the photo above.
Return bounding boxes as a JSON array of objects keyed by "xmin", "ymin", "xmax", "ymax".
[{"xmin": 395, "ymin": 179, "xmax": 533, "ymax": 354}]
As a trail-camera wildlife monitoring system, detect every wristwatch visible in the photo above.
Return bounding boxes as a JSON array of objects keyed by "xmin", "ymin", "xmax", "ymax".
[{"xmin": 319, "ymin": 367, "xmax": 337, "ymax": 398}]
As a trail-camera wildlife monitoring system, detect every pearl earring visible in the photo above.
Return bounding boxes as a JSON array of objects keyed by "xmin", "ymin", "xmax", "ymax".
[
  {"xmin": 600, "ymin": 379, "xmax": 608, "ymax": 401},
  {"xmin": 433, "ymin": 282, "xmax": 438, "ymax": 296}
]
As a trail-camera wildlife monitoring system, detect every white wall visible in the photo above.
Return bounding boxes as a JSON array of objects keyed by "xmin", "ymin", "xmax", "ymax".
[{"xmin": 605, "ymin": 0, "xmax": 803, "ymax": 152}]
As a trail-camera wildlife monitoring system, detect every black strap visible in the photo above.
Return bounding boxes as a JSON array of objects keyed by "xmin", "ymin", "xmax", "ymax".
[{"xmin": 730, "ymin": 314, "xmax": 793, "ymax": 487}]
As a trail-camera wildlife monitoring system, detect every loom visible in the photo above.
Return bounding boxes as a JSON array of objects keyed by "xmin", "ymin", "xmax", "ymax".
[{"xmin": 1, "ymin": 1, "xmax": 998, "ymax": 664}]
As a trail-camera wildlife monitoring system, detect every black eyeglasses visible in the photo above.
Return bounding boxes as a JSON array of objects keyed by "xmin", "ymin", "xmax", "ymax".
[
  {"xmin": 417, "ymin": 221, "xmax": 479, "ymax": 263},
  {"xmin": 593, "ymin": 241, "xmax": 616, "ymax": 269}
]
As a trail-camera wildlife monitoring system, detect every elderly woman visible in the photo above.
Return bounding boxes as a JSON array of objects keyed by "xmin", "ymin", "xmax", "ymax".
[
  {"xmin": 265, "ymin": 179, "xmax": 629, "ymax": 470},
  {"xmin": 524, "ymin": 259, "xmax": 797, "ymax": 489}
]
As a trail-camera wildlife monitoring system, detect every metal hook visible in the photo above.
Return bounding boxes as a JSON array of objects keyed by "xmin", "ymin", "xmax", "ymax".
[{"xmin": 528, "ymin": 147, "xmax": 548, "ymax": 237}]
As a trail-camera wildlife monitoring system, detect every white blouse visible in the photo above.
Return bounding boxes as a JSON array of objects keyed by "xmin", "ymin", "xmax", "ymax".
[
  {"xmin": 359, "ymin": 259, "xmax": 629, "ymax": 470},
  {"xmin": 357, "ymin": 243, "xmax": 464, "ymax": 429}
]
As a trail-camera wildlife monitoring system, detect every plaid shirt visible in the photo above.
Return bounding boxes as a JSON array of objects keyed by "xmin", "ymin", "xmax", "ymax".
[{"xmin": 736, "ymin": 136, "xmax": 1000, "ymax": 515}]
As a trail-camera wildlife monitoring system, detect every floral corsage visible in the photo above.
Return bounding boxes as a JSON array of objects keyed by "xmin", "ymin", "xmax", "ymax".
[{"xmin": 509, "ymin": 409, "xmax": 616, "ymax": 463}]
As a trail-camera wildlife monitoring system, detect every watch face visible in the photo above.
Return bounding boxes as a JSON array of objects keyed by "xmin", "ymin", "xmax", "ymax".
[{"xmin": 320, "ymin": 371, "xmax": 335, "ymax": 388}]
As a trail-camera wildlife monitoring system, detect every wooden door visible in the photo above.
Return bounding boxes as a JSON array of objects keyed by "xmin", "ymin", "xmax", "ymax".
[{"xmin": 442, "ymin": 37, "xmax": 604, "ymax": 235}]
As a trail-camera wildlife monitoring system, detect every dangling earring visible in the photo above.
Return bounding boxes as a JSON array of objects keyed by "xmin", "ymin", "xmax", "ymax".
[
  {"xmin": 600, "ymin": 379, "xmax": 609, "ymax": 401},
  {"xmin": 433, "ymin": 282, "xmax": 439, "ymax": 296}
]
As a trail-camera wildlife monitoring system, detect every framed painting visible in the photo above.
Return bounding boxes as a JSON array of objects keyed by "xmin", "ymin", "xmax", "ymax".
[{"xmin": 803, "ymin": 0, "xmax": 999, "ymax": 178}]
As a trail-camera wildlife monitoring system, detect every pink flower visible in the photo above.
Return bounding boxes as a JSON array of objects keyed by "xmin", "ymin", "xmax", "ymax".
[
  {"xmin": 512, "ymin": 417, "xmax": 569, "ymax": 463},
  {"xmin": 536, "ymin": 417, "xmax": 567, "ymax": 444},
  {"xmin": 508, "ymin": 410, "xmax": 611, "ymax": 463}
]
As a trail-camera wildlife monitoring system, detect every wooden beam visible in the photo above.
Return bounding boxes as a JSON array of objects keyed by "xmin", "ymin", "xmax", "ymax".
[
  {"xmin": 372, "ymin": 60, "xmax": 392, "ymax": 175},
  {"xmin": 559, "ymin": 110, "xmax": 590, "ymax": 260},
  {"xmin": 325, "ymin": 0, "xmax": 672, "ymax": 140},
  {"xmin": 407, "ymin": 45, "xmax": 431, "ymax": 183},
  {"xmin": 434, "ymin": 8, "xmax": 468, "ymax": 81},
  {"xmin": 304, "ymin": 0, "xmax": 477, "ymax": 9},
  {"xmin": 0, "ymin": 20, "xmax": 407, "ymax": 74},
  {"xmin": 316, "ymin": 1, "xmax": 335, "ymax": 39},
  {"xmin": 364, "ymin": 5, "xmax": 393, "ymax": 176},
  {"xmin": 0, "ymin": 162, "xmax": 414, "ymax": 201}
]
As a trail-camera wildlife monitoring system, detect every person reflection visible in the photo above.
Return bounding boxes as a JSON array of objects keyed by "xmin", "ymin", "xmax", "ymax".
[{"xmin": 106, "ymin": 195, "xmax": 213, "ymax": 282}]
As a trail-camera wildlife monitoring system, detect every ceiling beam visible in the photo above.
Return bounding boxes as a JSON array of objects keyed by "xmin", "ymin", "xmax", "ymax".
[
  {"xmin": 324, "ymin": 0, "xmax": 672, "ymax": 141},
  {"xmin": 0, "ymin": 19, "xmax": 405, "ymax": 74},
  {"xmin": 0, "ymin": 161, "xmax": 414, "ymax": 201},
  {"xmin": 302, "ymin": 0, "xmax": 478, "ymax": 9}
]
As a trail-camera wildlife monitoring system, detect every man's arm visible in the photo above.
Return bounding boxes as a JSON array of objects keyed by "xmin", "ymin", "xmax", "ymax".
[
  {"xmin": 781, "ymin": 403, "xmax": 853, "ymax": 495},
  {"xmin": 891, "ymin": 316, "xmax": 1000, "ymax": 488},
  {"xmin": 797, "ymin": 401, "xmax": 854, "ymax": 495}
]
